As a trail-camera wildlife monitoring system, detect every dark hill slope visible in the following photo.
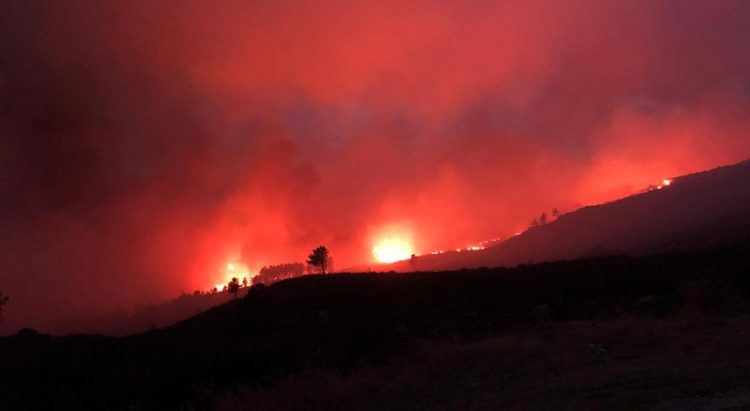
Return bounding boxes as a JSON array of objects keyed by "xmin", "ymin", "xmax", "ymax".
[
  {"xmin": 43, "ymin": 290, "xmax": 238, "ymax": 336},
  {"xmin": 2, "ymin": 246, "xmax": 750, "ymax": 409},
  {"xmin": 392, "ymin": 160, "xmax": 750, "ymax": 271}
]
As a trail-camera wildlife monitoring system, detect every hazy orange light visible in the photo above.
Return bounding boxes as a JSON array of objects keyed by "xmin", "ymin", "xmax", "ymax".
[
  {"xmin": 655, "ymin": 178, "xmax": 673, "ymax": 190},
  {"xmin": 209, "ymin": 260, "xmax": 252, "ymax": 291},
  {"xmin": 372, "ymin": 238, "xmax": 414, "ymax": 263}
]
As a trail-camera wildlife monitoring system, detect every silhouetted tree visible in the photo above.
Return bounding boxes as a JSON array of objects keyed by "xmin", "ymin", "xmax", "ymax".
[
  {"xmin": 551, "ymin": 208, "xmax": 560, "ymax": 218},
  {"xmin": 539, "ymin": 212, "xmax": 548, "ymax": 225},
  {"xmin": 530, "ymin": 218, "xmax": 540, "ymax": 228},
  {"xmin": 410, "ymin": 254, "xmax": 418, "ymax": 271},
  {"xmin": 242, "ymin": 277, "xmax": 248, "ymax": 288},
  {"xmin": 228, "ymin": 277, "xmax": 240, "ymax": 299},
  {"xmin": 307, "ymin": 246, "xmax": 330, "ymax": 274}
]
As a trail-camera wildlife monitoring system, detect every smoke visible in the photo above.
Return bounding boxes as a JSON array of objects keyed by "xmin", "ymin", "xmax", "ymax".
[{"xmin": 2, "ymin": 0, "xmax": 750, "ymax": 332}]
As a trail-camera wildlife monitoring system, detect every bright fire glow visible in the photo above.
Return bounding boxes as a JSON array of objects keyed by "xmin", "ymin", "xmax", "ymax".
[
  {"xmin": 209, "ymin": 260, "xmax": 252, "ymax": 291},
  {"xmin": 372, "ymin": 238, "xmax": 414, "ymax": 263},
  {"xmin": 654, "ymin": 178, "xmax": 674, "ymax": 190}
]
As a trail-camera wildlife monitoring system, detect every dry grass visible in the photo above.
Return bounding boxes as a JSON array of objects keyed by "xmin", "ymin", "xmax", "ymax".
[{"xmin": 204, "ymin": 315, "xmax": 750, "ymax": 410}]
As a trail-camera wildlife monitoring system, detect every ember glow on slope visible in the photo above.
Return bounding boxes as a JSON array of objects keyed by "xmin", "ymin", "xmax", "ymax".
[
  {"xmin": 369, "ymin": 176, "xmax": 675, "ymax": 265},
  {"xmin": 211, "ymin": 262, "xmax": 252, "ymax": 292},
  {"xmin": 3, "ymin": 0, "xmax": 750, "ymax": 332},
  {"xmin": 207, "ymin": 174, "xmax": 675, "ymax": 286},
  {"xmin": 372, "ymin": 238, "xmax": 414, "ymax": 263}
]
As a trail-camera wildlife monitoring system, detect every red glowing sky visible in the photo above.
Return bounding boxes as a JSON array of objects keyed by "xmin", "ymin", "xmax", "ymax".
[{"xmin": 2, "ymin": 0, "xmax": 750, "ymax": 331}]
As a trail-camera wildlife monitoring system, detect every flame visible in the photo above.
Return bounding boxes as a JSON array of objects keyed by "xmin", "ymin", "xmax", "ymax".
[
  {"xmin": 372, "ymin": 238, "xmax": 414, "ymax": 263},
  {"xmin": 208, "ymin": 260, "xmax": 252, "ymax": 291},
  {"xmin": 653, "ymin": 178, "xmax": 674, "ymax": 190}
]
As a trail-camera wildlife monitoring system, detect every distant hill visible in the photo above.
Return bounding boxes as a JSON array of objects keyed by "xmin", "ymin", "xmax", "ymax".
[
  {"xmin": 387, "ymin": 159, "xmax": 750, "ymax": 271},
  {"xmin": 44, "ymin": 290, "xmax": 240, "ymax": 336}
]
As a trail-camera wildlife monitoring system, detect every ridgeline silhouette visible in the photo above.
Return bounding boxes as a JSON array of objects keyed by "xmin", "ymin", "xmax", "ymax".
[
  {"xmin": 384, "ymin": 159, "xmax": 750, "ymax": 272},
  {"xmin": 3, "ymin": 246, "xmax": 750, "ymax": 409}
]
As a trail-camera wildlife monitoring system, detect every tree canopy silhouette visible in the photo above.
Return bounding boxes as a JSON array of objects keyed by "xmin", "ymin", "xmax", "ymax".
[
  {"xmin": 253, "ymin": 263, "xmax": 306, "ymax": 285},
  {"xmin": 307, "ymin": 246, "xmax": 330, "ymax": 274},
  {"xmin": 227, "ymin": 277, "xmax": 240, "ymax": 299},
  {"xmin": 539, "ymin": 212, "xmax": 548, "ymax": 225}
]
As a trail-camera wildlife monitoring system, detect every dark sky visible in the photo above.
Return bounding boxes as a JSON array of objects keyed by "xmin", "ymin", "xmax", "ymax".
[{"xmin": 2, "ymin": 0, "xmax": 750, "ymax": 331}]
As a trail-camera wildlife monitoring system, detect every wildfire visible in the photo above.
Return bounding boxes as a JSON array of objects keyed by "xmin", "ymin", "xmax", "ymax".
[
  {"xmin": 372, "ymin": 238, "xmax": 414, "ymax": 263},
  {"xmin": 210, "ymin": 261, "xmax": 251, "ymax": 292},
  {"xmin": 656, "ymin": 178, "xmax": 673, "ymax": 190},
  {"xmin": 426, "ymin": 243, "xmax": 489, "ymax": 256}
]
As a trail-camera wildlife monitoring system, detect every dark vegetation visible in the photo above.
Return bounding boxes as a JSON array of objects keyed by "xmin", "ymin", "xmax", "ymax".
[
  {"xmin": 307, "ymin": 246, "xmax": 331, "ymax": 274},
  {"xmin": 253, "ymin": 263, "xmax": 306, "ymax": 286},
  {"xmin": 2, "ymin": 245, "xmax": 750, "ymax": 409},
  {"xmin": 530, "ymin": 208, "xmax": 562, "ymax": 227},
  {"xmin": 227, "ymin": 278, "xmax": 240, "ymax": 300}
]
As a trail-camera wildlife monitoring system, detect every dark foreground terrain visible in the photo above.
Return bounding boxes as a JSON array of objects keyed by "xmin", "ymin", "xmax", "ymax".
[{"xmin": 3, "ymin": 246, "xmax": 750, "ymax": 410}]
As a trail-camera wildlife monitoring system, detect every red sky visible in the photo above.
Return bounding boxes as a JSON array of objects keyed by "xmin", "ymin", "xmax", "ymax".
[{"xmin": 2, "ymin": 0, "xmax": 750, "ymax": 332}]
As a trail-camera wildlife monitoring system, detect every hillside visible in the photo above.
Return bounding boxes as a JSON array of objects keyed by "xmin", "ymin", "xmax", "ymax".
[
  {"xmin": 2, "ymin": 246, "xmax": 750, "ymax": 409},
  {"xmin": 387, "ymin": 159, "xmax": 750, "ymax": 272},
  {"xmin": 3, "ymin": 160, "xmax": 750, "ymax": 409},
  {"xmin": 25, "ymin": 160, "xmax": 750, "ymax": 336},
  {"xmin": 42, "ymin": 290, "xmax": 240, "ymax": 336}
]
